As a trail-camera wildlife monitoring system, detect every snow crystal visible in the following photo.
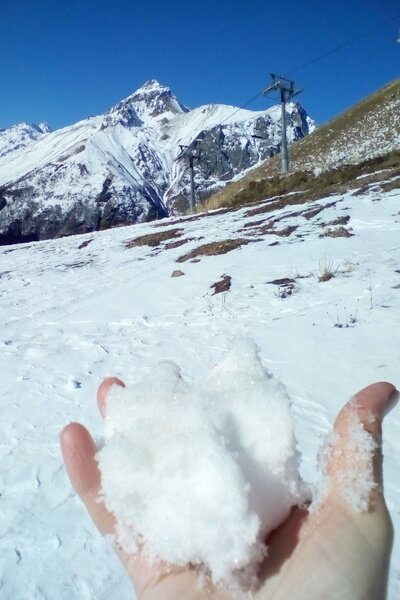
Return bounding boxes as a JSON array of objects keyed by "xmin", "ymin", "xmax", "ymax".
[
  {"xmin": 314, "ymin": 401, "xmax": 378, "ymax": 513},
  {"xmin": 338, "ymin": 411, "xmax": 378, "ymax": 511},
  {"xmin": 96, "ymin": 340, "xmax": 309, "ymax": 589}
]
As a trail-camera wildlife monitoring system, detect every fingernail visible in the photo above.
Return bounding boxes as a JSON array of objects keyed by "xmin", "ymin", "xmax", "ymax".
[{"xmin": 384, "ymin": 388, "xmax": 399, "ymax": 416}]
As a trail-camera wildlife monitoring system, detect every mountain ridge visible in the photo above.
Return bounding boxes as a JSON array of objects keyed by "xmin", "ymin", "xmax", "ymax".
[{"xmin": 0, "ymin": 80, "xmax": 314, "ymax": 245}]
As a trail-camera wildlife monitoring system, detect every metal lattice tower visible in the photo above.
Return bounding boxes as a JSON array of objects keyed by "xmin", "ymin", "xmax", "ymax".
[
  {"xmin": 264, "ymin": 74, "xmax": 303, "ymax": 174},
  {"xmin": 177, "ymin": 141, "xmax": 202, "ymax": 212}
]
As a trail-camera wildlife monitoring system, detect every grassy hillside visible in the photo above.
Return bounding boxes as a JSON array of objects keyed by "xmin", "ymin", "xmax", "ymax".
[{"xmin": 201, "ymin": 78, "xmax": 400, "ymax": 213}]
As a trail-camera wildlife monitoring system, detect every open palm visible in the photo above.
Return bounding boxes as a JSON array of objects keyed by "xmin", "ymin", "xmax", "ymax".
[{"xmin": 61, "ymin": 380, "xmax": 397, "ymax": 600}]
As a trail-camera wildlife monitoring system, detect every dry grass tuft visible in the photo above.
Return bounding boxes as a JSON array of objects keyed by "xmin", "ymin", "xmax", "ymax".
[
  {"xmin": 318, "ymin": 271, "xmax": 335, "ymax": 282},
  {"xmin": 318, "ymin": 258, "xmax": 337, "ymax": 282}
]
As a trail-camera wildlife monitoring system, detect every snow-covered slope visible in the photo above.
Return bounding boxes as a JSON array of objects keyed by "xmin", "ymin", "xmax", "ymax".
[
  {"xmin": 0, "ymin": 122, "xmax": 51, "ymax": 159},
  {"xmin": 0, "ymin": 80, "xmax": 314, "ymax": 244},
  {"xmin": 1, "ymin": 166, "xmax": 399, "ymax": 598}
]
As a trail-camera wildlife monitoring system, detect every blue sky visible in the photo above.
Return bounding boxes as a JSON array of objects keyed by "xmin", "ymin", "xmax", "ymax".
[{"xmin": 1, "ymin": 0, "xmax": 399, "ymax": 130}]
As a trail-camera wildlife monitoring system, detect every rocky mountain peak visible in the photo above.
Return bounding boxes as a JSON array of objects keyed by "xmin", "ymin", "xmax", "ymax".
[
  {"xmin": 131, "ymin": 79, "xmax": 189, "ymax": 118},
  {"xmin": 134, "ymin": 79, "xmax": 170, "ymax": 94},
  {"xmin": 108, "ymin": 79, "xmax": 189, "ymax": 127}
]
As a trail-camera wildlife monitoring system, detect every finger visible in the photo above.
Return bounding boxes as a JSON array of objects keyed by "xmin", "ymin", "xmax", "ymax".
[
  {"xmin": 327, "ymin": 382, "xmax": 398, "ymax": 509},
  {"xmin": 97, "ymin": 377, "xmax": 125, "ymax": 417},
  {"xmin": 60, "ymin": 422, "xmax": 115, "ymax": 535},
  {"xmin": 350, "ymin": 382, "xmax": 398, "ymax": 440}
]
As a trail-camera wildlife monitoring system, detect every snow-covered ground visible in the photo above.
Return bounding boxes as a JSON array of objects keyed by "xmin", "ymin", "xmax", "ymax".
[{"xmin": 1, "ymin": 174, "xmax": 399, "ymax": 598}]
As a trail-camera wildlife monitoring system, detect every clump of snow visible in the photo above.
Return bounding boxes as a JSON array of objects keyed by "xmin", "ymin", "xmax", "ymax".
[
  {"xmin": 96, "ymin": 340, "xmax": 309, "ymax": 589},
  {"xmin": 314, "ymin": 402, "xmax": 377, "ymax": 513},
  {"xmin": 338, "ymin": 411, "xmax": 377, "ymax": 511}
]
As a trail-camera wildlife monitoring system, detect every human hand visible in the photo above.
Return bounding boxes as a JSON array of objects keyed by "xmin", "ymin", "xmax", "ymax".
[{"xmin": 60, "ymin": 380, "xmax": 397, "ymax": 600}]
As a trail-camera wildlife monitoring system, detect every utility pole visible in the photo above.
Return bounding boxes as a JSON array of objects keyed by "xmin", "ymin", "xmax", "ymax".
[
  {"xmin": 263, "ymin": 74, "xmax": 303, "ymax": 175},
  {"xmin": 177, "ymin": 141, "xmax": 201, "ymax": 212}
]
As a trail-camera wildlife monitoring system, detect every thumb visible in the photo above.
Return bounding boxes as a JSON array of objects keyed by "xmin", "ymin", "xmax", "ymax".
[{"xmin": 326, "ymin": 382, "xmax": 398, "ymax": 510}]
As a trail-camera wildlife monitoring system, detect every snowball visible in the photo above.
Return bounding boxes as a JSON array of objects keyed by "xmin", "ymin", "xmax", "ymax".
[{"xmin": 96, "ymin": 341, "xmax": 309, "ymax": 589}]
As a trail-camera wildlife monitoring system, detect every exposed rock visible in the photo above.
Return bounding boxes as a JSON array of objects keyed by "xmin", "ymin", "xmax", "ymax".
[{"xmin": 171, "ymin": 269, "xmax": 185, "ymax": 278}]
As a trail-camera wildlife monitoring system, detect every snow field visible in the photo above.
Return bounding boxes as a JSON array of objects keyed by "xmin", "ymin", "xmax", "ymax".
[{"xmin": 0, "ymin": 180, "xmax": 399, "ymax": 598}]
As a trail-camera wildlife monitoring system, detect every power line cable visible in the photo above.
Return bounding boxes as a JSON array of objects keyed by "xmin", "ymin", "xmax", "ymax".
[
  {"xmin": 218, "ymin": 91, "xmax": 264, "ymax": 126},
  {"xmin": 216, "ymin": 12, "xmax": 400, "ymax": 127},
  {"xmin": 287, "ymin": 13, "xmax": 400, "ymax": 75}
]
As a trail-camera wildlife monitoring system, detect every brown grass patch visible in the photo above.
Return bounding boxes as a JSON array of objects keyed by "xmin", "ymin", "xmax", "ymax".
[
  {"xmin": 211, "ymin": 274, "xmax": 232, "ymax": 295},
  {"xmin": 319, "ymin": 226, "xmax": 353, "ymax": 238},
  {"xmin": 267, "ymin": 278, "xmax": 296, "ymax": 286},
  {"xmin": 251, "ymin": 222, "xmax": 276, "ymax": 235},
  {"xmin": 240, "ymin": 219, "xmax": 275, "ymax": 235},
  {"xmin": 245, "ymin": 193, "xmax": 307, "ymax": 218},
  {"xmin": 380, "ymin": 177, "xmax": 400, "ymax": 193},
  {"xmin": 78, "ymin": 238, "xmax": 94, "ymax": 249},
  {"xmin": 164, "ymin": 237, "xmax": 203, "ymax": 250},
  {"xmin": 176, "ymin": 238, "xmax": 251, "ymax": 263},
  {"xmin": 321, "ymin": 215, "xmax": 350, "ymax": 227},
  {"xmin": 275, "ymin": 225, "xmax": 298, "ymax": 237},
  {"xmin": 125, "ymin": 228, "xmax": 184, "ymax": 248},
  {"xmin": 242, "ymin": 218, "xmax": 271, "ymax": 228}
]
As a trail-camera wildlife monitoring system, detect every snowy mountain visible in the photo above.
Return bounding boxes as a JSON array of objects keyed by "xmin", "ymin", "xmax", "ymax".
[
  {"xmin": 0, "ymin": 80, "xmax": 314, "ymax": 245},
  {"xmin": 1, "ymin": 160, "xmax": 399, "ymax": 598},
  {"xmin": 0, "ymin": 122, "xmax": 51, "ymax": 159}
]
